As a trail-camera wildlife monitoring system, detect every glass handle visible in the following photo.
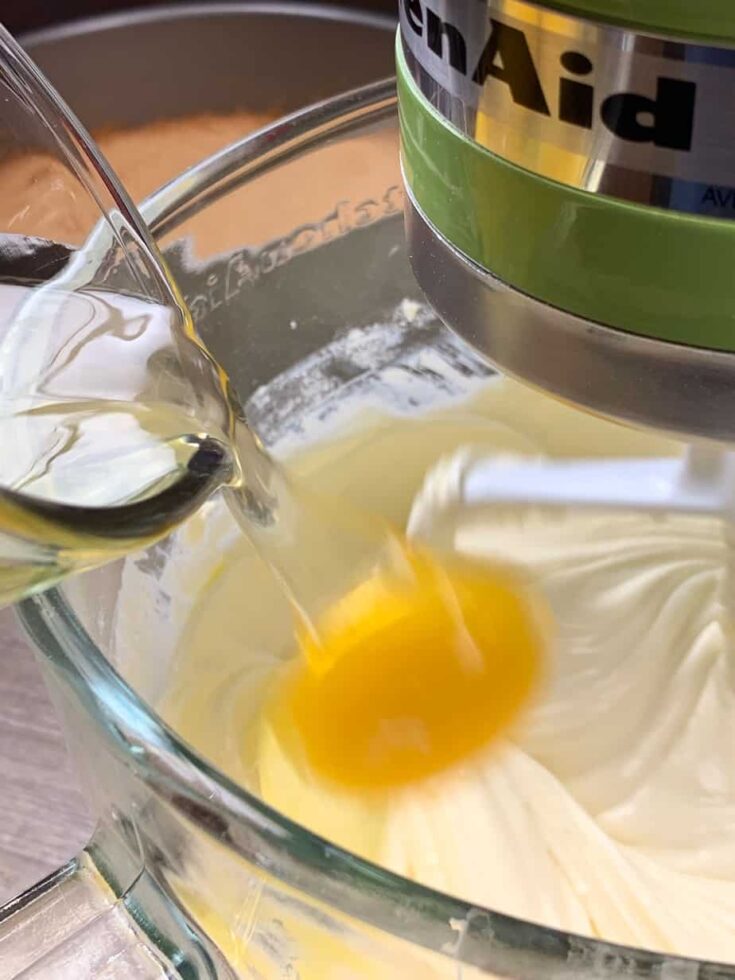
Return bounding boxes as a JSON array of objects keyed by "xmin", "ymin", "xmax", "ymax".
[{"xmin": 0, "ymin": 856, "xmax": 173, "ymax": 979}]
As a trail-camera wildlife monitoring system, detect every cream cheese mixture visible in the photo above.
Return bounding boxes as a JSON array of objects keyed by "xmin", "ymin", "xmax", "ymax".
[{"xmin": 128, "ymin": 373, "xmax": 735, "ymax": 967}]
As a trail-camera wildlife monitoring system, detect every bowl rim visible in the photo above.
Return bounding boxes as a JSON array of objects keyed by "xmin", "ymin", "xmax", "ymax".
[
  {"xmin": 19, "ymin": 1, "xmax": 396, "ymax": 48},
  {"xmin": 19, "ymin": 80, "xmax": 735, "ymax": 977}
]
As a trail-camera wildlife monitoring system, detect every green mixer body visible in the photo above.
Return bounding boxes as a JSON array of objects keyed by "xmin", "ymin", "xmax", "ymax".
[
  {"xmin": 397, "ymin": 0, "xmax": 735, "ymax": 439},
  {"xmin": 529, "ymin": 0, "xmax": 735, "ymax": 41}
]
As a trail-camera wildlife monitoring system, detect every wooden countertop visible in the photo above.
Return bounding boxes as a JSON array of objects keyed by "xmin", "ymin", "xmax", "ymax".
[{"xmin": 0, "ymin": 608, "xmax": 93, "ymax": 905}]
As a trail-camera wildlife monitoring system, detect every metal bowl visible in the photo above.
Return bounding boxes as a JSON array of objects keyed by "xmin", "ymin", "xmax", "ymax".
[{"xmin": 21, "ymin": 2, "xmax": 395, "ymax": 128}]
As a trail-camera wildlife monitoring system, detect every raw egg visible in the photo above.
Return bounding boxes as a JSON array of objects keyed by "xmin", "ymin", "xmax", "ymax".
[{"xmin": 266, "ymin": 548, "xmax": 548, "ymax": 789}]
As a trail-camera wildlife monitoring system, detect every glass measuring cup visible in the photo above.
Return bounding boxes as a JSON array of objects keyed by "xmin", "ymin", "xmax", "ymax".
[
  {"xmin": 0, "ymin": 25, "xmax": 237, "ymax": 603},
  {"xmin": 0, "ymin": 83, "xmax": 725, "ymax": 979},
  {"xmin": 0, "ymin": 23, "xmax": 458, "ymax": 652}
]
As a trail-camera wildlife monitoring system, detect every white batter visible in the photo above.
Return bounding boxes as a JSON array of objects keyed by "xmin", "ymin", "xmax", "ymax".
[{"xmin": 143, "ymin": 374, "xmax": 735, "ymax": 967}]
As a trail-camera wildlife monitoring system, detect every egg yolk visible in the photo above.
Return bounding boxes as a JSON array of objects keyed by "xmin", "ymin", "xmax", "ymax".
[{"xmin": 266, "ymin": 548, "xmax": 547, "ymax": 789}]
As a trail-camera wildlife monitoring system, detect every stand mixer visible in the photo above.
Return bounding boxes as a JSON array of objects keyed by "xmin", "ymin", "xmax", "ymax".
[{"xmin": 399, "ymin": 0, "xmax": 735, "ymax": 522}]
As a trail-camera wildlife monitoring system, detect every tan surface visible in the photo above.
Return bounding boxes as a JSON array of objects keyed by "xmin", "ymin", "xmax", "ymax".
[
  {"xmin": 0, "ymin": 111, "xmax": 275, "ymax": 245},
  {"xmin": 97, "ymin": 113, "xmax": 276, "ymax": 204},
  {"xmin": 0, "ymin": 111, "xmax": 399, "ymax": 262}
]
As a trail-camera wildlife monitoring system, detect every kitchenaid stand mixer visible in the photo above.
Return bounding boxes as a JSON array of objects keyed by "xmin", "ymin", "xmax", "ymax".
[{"xmin": 400, "ymin": 0, "xmax": 735, "ymax": 444}]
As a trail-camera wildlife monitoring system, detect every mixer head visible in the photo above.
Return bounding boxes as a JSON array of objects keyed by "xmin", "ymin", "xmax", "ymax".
[{"xmin": 398, "ymin": 0, "xmax": 735, "ymax": 443}]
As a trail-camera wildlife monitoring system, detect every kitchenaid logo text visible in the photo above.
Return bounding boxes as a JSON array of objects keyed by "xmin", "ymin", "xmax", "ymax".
[
  {"xmin": 183, "ymin": 187, "xmax": 404, "ymax": 325},
  {"xmin": 402, "ymin": 0, "xmax": 697, "ymax": 152}
]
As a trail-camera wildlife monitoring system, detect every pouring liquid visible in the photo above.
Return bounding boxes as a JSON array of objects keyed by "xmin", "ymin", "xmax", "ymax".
[
  {"xmin": 0, "ymin": 275, "xmax": 376, "ymax": 608},
  {"xmin": 0, "ymin": 279, "xmax": 547, "ymax": 787}
]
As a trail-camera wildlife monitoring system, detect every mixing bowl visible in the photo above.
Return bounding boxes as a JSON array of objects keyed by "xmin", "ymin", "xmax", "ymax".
[
  {"xmin": 0, "ymin": 82, "xmax": 725, "ymax": 979},
  {"xmin": 21, "ymin": 3, "xmax": 395, "ymax": 129}
]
